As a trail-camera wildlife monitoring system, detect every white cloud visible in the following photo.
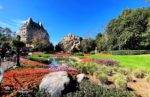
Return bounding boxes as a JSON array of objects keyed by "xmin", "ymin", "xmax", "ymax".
[
  {"xmin": 0, "ymin": 21, "xmax": 12, "ymax": 28},
  {"xmin": 0, "ymin": 5, "xmax": 3, "ymax": 9},
  {"xmin": 12, "ymin": 19, "xmax": 26, "ymax": 24},
  {"xmin": 11, "ymin": 19, "xmax": 26, "ymax": 28},
  {"xmin": 0, "ymin": 18, "xmax": 26, "ymax": 31}
]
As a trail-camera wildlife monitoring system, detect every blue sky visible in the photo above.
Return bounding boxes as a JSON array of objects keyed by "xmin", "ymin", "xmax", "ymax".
[{"xmin": 0, "ymin": 0, "xmax": 149, "ymax": 44}]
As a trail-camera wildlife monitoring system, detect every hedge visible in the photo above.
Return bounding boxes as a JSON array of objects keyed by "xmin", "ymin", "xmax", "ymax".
[{"xmin": 101, "ymin": 50, "xmax": 150, "ymax": 55}]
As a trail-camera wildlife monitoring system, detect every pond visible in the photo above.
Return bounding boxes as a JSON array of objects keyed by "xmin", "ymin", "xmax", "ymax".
[
  {"xmin": 48, "ymin": 56, "xmax": 77, "ymax": 71},
  {"xmin": 49, "ymin": 58, "xmax": 59, "ymax": 66},
  {"xmin": 0, "ymin": 68, "xmax": 3, "ymax": 82}
]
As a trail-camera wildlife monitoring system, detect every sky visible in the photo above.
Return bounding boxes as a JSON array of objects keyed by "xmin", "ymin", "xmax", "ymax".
[{"xmin": 0, "ymin": 0, "xmax": 149, "ymax": 44}]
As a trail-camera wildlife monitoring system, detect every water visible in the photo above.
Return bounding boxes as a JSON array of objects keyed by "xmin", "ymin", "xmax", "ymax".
[
  {"xmin": 49, "ymin": 58, "xmax": 59, "ymax": 66},
  {"xmin": 0, "ymin": 68, "xmax": 3, "ymax": 82}
]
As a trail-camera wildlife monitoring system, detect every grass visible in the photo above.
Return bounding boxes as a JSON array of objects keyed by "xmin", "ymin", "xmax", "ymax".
[
  {"xmin": 77, "ymin": 54, "xmax": 150, "ymax": 69},
  {"xmin": 27, "ymin": 54, "xmax": 52, "ymax": 63}
]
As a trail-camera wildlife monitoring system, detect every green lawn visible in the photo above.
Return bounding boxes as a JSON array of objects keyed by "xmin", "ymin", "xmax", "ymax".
[
  {"xmin": 27, "ymin": 54, "xmax": 52, "ymax": 62},
  {"xmin": 78, "ymin": 54, "xmax": 150, "ymax": 69}
]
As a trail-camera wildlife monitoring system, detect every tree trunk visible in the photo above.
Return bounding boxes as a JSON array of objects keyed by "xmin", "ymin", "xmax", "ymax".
[{"xmin": 16, "ymin": 48, "xmax": 20, "ymax": 66}]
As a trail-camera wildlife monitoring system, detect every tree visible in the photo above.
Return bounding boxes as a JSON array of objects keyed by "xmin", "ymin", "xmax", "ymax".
[
  {"xmin": 55, "ymin": 44, "xmax": 62, "ymax": 52},
  {"xmin": 96, "ymin": 33, "xmax": 106, "ymax": 51},
  {"xmin": 32, "ymin": 38, "xmax": 51, "ymax": 52},
  {"xmin": 0, "ymin": 42, "xmax": 10, "ymax": 59},
  {"xmin": 11, "ymin": 35, "xmax": 25, "ymax": 66},
  {"xmin": 49, "ymin": 42, "xmax": 54, "ymax": 52},
  {"xmin": 98, "ymin": 8, "xmax": 150, "ymax": 50},
  {"xmin": 80, "ymin": 38, "xmax": 96, "ymax": 53}
]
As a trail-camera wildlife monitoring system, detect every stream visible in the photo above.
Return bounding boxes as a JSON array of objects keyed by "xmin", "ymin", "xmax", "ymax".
[{"xmin": 0, "ymin": 68, "xmax": 3, "ymax": 82}]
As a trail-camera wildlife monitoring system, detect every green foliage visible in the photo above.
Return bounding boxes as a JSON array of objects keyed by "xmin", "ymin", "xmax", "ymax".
[
  {"xmin": 32, "ymin": 38, "xmax": 52, "ymax": 52},
  {"xmin": 27, "ymin": 54, "xmax": 52, "ymax": 63},
  {"xmin": 145, "ymin": 75, "xmax": 150, "ymax": 83},
  {"xmin": 102, "ymin": 50, "xmax": 150, "ymax": 55},
  {"xmin": 95, "ymin": 33, "xmax": 106, "ymax": 51},
  {"xmin": 113, "ymin": 73, "xmax": 127, "ymax": 90},
  {"xmin": 73, "ymin": 52, "xmax": 84, "ymax": 56},
  {"xmin": 0, "ymin": 27, "xmax": 14, "ymax": 50},
  {"xmin": 80, "ymin": 38, "xmax": 96, "ymax": 53},
  {"xmin": 114, "ymin": 78, "xmax": 127, "ymax": 90},
  {"xmin": 133, "ymin": 68, "xmax": 146, "ymax": 78},
  {"xmin": 11, "ymin": 39, "xmax": 25, "ymax": 48},
  {"xmin": 67, "ymin": 62, "xmax": 98, "ymax": 75},
  {"xmin": 96, "ymin": 73, "xmax": 108, "ymax": 84},
  {"xmin": 55, "ymin": 58, "xmax": 76, "ymax": 64},
  {"xmin": 97, "ymin": 65, "xmax": 113, "ymax": 75},
  {"xmin": 64, "ymin": 81, "xmax": 137, "ymax": 97},
  {"xmin": 96, "ymin": 8, "xmax": 150, "ymax": 50},
  {"xmin": 117, "ymin": 68, "xmax": 131, "ymax": 75},
  {"xmin": 17, "ymin": 81, "xmax": 137, "ymax": 97},
  {"xmin": 90, "ymin": 50, "xmax": 95, "ymax": 54},
  {"xmin": 126, "ymin": 73, "xmax": 134, "ymax": 82}
]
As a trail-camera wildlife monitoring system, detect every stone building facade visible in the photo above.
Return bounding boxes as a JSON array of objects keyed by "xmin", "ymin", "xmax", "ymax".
[{"xmin": 17, "ymin": 18, "xmax": 50, "ymax": 47}]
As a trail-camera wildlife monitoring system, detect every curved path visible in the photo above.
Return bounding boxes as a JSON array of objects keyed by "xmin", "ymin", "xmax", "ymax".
[{"xmin": 0, "ymin": 61, "xmax": 15, "ymax": 71}]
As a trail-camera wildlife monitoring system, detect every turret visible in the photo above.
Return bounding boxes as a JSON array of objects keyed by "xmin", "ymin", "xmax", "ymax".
[
  {"xmin": 39, "ymin": 22, "xmax": 44, "ymax": 29},
  {"xmin": 28, "ymin": 17, "xmax": 33, "ymax": 22}
]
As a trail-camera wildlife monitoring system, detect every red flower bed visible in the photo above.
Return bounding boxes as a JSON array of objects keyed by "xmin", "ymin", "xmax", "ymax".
[
  {"xmin": 81, "ymin": 58, "xmax": 93, "ymax": 63},
  {"xmin": 1, "ymin": 68, "xmax": 50, "ymax": 96},
  {"xmin": 1, "ymin": 68, "xmax": 79, "ymax": 96},
  {"xmin": 20, "ymin": 58, "xmax": 47, "ymax": 67}
]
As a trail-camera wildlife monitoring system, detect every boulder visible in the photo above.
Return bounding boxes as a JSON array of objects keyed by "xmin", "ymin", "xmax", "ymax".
[
  {"xmin": 57, "ymin": 34, "xmax": 82, "ymax": 53},
  {"xmin": 76, "ymin": 74, "xmax": 87, "ymax": 83},
  {"xmin": 39, "ymin": 71, "xmax": 71, "ymax": 97}
]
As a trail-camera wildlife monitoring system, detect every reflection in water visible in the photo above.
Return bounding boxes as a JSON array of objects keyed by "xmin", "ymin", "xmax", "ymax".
[
  {"xmin": 0, "ymin": 68, "xmax": 3, "ymax": 82},
  {"xmin": 49, "ymin": 58, "xmax": 59, "ymax": 66}
]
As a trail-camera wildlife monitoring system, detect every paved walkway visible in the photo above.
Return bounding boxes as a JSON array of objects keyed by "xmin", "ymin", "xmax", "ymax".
[{"xmin": 0, "ymin": 61, "xmax": 15, "ymax": 71}]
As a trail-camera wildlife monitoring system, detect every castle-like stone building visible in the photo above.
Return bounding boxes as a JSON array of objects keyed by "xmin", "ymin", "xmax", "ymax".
[{"xmin": 17, "ymin": 18, "xmax": 50, "ymax": 47}]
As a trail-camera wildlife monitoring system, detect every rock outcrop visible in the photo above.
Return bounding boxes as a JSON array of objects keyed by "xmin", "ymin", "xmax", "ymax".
[
  {"xmin": 57, "ymin": 34, "xmax": 82, "ymax": 53},
  {"xmin": 17, "ymin": 17, "xmax": 50, "ymax": 48}
]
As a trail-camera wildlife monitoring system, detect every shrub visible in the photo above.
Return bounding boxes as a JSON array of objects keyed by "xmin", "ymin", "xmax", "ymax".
[
  {"xmin": 86, "ymin": 63, "xmax": 98, "ymax": 75},
  {"xmin": 117, "ymin": 68, "xmax": 132, "ymax": 75},
  {"xmin": 127, "ymin": 73, "xmax": 134, "ymax": 82},
  {"xmin": 67, "ymin": 62, "xmax": 98, "ymax": 75},
  {"xmin": 79, "ymin": 63, "xmax": 97, "ymax": 75},
  {"xmin": 133, "ymin": 69, "xmax": 146, "ymax": 78},
  {"xmin": 15, "ymin": 81, "xmax": 137, "ymax": 97},
  {"xmin": 146, "ymin": 75, "xmax": 150, "ymax": 83},
  {"xmin": 97, "ymin": 65, "xmax": 113, "ymax": 76},
  {"xmin": 113, "ymin": 73, "xmax": 127, "ymax": 90},
  {"xmin": 64, "ymin": 81, "xmax": 137, "ymax": 97},
  {"xmin": 90, "ymin": 50, "xmax": 95, "ymax": 54},
  {"xmin": 114, "ymin": 78, "xmax": 127, "ymax": 90},
  {"xmin": 94, "ymin": 58, "xmax": 119, "ymax": 66},
  {"xmin": 102, "ymin": 50, "xmax": 150, "ymax": 55},
  {"xmin": 96, "ymin": 73, "xmax": 108, "ymax": 84},
  {"xmin": 74, "ymin": 52, "xmax": 84, "ymax": 56}
]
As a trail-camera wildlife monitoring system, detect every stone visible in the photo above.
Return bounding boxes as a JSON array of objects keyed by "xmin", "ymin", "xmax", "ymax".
[
  {"xmin": 39, "ymin": 71, "xmax": 71, "ymax": 97},
  {"xmin": 76, "ymin": 73, "xmax": 86, "ymax": 83},
  {"xmin": 57, "ymin": 34, "xmax": 82, "ymax": 53},
  {"xmin": 17, "ymin": 17, "xmax": 50, "ymax": 48}
]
